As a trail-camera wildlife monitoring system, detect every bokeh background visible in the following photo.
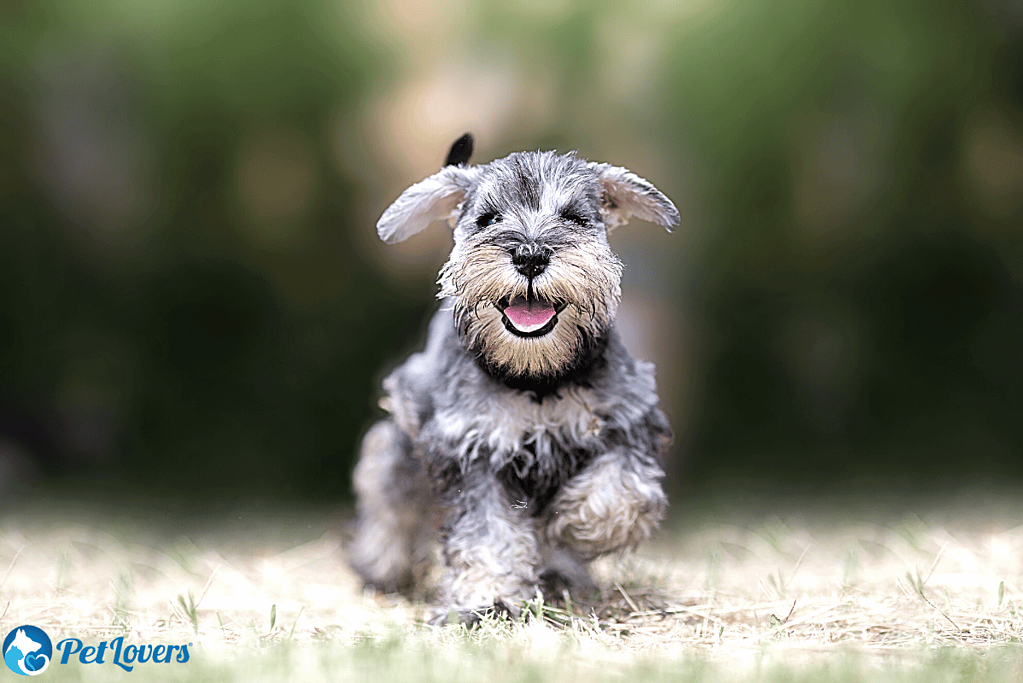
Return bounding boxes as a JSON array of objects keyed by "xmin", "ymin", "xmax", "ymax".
[{"xmin": 1, "ymin": 0, "xmax": 1022, "ymax": 508}]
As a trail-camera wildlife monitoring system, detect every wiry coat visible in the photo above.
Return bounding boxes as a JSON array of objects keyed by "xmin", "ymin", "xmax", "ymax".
[{"xmin": 350, "ymin": 136, "xmax": 679, "ymax": 621}]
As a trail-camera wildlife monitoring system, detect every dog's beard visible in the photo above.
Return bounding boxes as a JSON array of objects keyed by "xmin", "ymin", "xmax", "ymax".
[{"xmin": 439, "ymin": 241, "xmax": 623, "ymax": 379}]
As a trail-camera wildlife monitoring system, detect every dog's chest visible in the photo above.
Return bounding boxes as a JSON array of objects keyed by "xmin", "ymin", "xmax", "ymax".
[{"xmin": 433, "ymin": 386, "xmax": 604, "ymax": 469}]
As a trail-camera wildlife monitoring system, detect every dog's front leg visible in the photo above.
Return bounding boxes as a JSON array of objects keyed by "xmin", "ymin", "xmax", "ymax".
[
  {"xmin": 545, "ymin": 449, "xmax": 667, "ymax": 560},
  {"xmin": 349, "ymin": 419, "xmax": 433, "ymax": 593},
  {"xmin": 434, "ymin": 460, "xmax": 540, "ymax": 624}
]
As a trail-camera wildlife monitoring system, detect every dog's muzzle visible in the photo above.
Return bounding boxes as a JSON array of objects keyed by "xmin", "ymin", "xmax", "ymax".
[{"xmin": 496, "ymin": 295, "xmax": 568, "ymax": 338}]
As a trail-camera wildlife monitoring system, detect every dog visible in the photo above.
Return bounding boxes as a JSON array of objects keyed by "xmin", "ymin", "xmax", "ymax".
[{"xmin": 350, "ymin": 134, "xmax": 679, "ymax": 623}]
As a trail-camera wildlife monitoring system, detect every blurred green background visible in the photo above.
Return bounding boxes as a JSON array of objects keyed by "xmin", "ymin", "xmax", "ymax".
[{"xmin": 1, "ymin": 0, "xmax": 1021, "ymax": 504}]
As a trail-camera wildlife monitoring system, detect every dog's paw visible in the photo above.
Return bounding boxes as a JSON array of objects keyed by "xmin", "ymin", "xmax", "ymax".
[
  {"xmin": 538, "ymin": 568, "xmax": 597, "ymax": 599},
  {"xmin": 356, "ymin": 573, "xmax": 415, "ymax": 597},
  {"xmin": 427, "ymin": 600, "xmax": 522, "ymax": 627}
]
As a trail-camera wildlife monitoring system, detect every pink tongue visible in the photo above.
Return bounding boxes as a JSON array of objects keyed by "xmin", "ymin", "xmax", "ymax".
[{"xmin": 504, "ymin": 296, "xmax": 556, "ymax": 332}]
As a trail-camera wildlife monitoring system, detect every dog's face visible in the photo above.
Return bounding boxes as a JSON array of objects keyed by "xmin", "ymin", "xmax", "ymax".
[{"xmin": 377, "ymin": 140, "xmax": 679, "ymax": 380}]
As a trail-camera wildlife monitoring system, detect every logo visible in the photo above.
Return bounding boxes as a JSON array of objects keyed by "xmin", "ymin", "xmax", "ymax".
[
  {"xmin": 55, "ymin": 636, "xmax": 191, "ymax": 672},
  {"xmin": 3, "ymin": 626, "xmax": 52, "ymax": 677},
  {"xmin": 3, "ymin": 625, "xmax": 192, "ymax": 675}
]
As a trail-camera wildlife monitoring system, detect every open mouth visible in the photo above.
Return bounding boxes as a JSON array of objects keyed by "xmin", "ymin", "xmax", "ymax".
[{"xmin": 496, "ymin": 295, "xmax": 567, "ymax": 338}]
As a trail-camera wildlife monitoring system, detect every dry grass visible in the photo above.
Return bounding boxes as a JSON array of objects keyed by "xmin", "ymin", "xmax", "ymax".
[{"xmin": 2, "ymin": 495, "xmax": 1023, "ymax": 681}]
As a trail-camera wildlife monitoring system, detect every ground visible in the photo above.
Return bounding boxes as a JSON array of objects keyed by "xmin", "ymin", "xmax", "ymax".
[{"xmin": 1, "ymin": 491, "xmax": 1022, "ymax": 682}]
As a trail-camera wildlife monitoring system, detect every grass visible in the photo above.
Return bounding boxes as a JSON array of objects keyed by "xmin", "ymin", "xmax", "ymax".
[{"xmin": 2, "ymin": 494, "xmax": 1023, "ymax": 681}]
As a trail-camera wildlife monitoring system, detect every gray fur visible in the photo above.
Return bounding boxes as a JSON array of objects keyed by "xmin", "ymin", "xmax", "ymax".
[{"xmin": 351, "ymin": 139, "xmax": 678, "ymax": 622}]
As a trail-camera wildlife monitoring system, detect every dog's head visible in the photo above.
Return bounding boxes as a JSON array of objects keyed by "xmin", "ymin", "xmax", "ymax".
[{"xmin": 377, "ymin": 134, "xmax": 679, "ymax": 381}]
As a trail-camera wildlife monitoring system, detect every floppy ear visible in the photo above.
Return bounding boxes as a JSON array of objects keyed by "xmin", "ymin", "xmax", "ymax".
[
  {"xmin": 376, "ymin": 165, "xmax": 476, "ymax": 244},
  {"xmin": 590, "ymin": 163, "xmax": 680, "ymax": 232}
]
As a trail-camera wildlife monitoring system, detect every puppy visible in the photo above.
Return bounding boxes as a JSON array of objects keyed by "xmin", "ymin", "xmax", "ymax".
[{"xmin": 350, "ymin": 134, "xmax": 679, "ymax": 623}]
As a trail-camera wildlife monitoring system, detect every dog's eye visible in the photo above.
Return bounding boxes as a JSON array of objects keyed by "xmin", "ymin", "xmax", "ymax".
[
  {"xmin": 560, "ymin": 210, "xmax": 587, "ymax": 226},
  {"xmin": 476, "ymin": 211, "xmax": 501, "ymax": 228}
]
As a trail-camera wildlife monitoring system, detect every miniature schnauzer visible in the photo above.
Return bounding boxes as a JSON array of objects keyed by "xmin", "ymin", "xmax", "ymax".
[{"xmin": 350, "ymin": 134, "xmax": 679, "ymax": 623}]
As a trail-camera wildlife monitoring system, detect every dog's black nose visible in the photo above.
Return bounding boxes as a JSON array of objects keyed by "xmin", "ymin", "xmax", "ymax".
[{"xmin": 511, "ymin": 245, "xmax": 550, "ymax": 279}]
